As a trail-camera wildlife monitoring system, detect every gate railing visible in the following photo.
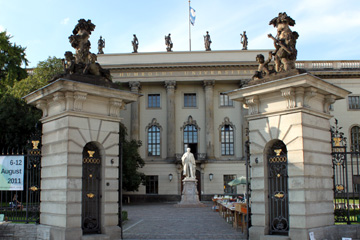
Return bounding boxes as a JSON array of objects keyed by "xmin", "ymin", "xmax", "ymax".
[
  {"xmin": 331, "ymin": 119, "xmax": 360, "ymax": 224},
  {"xmin": 0, "ymin": 132, "xmax": 41, "ymax": 223}
]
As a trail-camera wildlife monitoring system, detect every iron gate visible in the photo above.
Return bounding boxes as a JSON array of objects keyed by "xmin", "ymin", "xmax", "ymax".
[
  {"xmin": 0, "ymin": 130, "xmax": 41, "ymax": 223},
  {"xmin": 82, "ymin": 143, "xmax": 101, "ymax": 234},
  {"xmin": 331, "ymin": 119, "xmax": 360, "ymax": 224},
  {"xmin": 267, "ymin": 140, "xmax": 289, "ymax": 235}
]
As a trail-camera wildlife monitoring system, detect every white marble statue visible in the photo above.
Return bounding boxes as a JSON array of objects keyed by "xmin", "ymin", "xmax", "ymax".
[{"xmin": 181, "ymin": 148, "xmax": 196, "ymax": 178}]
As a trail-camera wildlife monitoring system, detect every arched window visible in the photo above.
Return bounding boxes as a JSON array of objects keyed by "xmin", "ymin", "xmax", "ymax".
[
  {"xmin": 146, "ymin": 119, "xmax": 162, "ymax": 156},
  {"xmin": 219, "ymin": 117, "xmax": 235, "ymax": 156},
  {"xmin": 184, "ymin": 124, "xmax": 198, "ymax": 152},
  {"xmin": 221, "ymin": 125, "xmax": 234, "ymax": 155},
  {"xmin": 351, "ymin": 126, "xmax": 360, "ymax": 151}
]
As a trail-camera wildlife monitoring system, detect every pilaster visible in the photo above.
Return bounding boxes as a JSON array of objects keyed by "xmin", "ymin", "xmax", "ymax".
[
  {"xmin": 129, "ymin": 81, "xmax": 141, "ymax": 140},
  {"xmin": 165, "ymin": 80, "xmax": 176, "ymax": 160},
  {"xmin": 204, "ymin": 80, "xmax": 215, "ymax": 159}
]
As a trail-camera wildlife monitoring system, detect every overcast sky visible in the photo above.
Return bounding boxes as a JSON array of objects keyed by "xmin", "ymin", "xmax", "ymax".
[{"xmin": 1, "ymin": 0, "xmax": 359, "ymax": 67}]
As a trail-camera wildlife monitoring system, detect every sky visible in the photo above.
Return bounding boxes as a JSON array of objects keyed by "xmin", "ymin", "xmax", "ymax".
[{"xmin": 1, "ymin": 0, "xmax": 360, "ymax": 68}]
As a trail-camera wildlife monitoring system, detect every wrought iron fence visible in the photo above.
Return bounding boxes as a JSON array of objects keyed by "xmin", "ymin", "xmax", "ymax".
[
  {"xmin": 0, "ymin": 132, "xmax": 41, "ymax": 223},
  {"xmin": 331, "ymin": 119, "xmax": 360, "ymax": 224}
]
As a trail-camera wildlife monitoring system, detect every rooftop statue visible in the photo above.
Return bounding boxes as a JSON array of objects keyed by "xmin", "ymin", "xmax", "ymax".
[
  {"xmin": 98, "ymin": 36, "xmax": 105, "ymax": 54},
  {"xmin": 252, "ymin": 12, "xmax": 302, "ymax": 81},
  {"xmin": 51, "ymin": 19, "xmax": 114, "ymax": 86},
  {"xmin": 204, "ymin": 31, "xmax": 212, "ymax": 51},
  {"xmin": 132, "ymin": 34, "xmax": 139, "ymax": 53},
  {"xmin": 240, "ymin": 31, "xmax": 248, "ymax": 50},
  {"xmin": 165, "ymin": 33, "xmax": 173, "ymax": 52}
]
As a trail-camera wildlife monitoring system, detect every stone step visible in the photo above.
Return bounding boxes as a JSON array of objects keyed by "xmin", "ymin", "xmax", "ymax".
[
  {"xmin": 260, "ymin": 236, "xmax": 291, "ymax": 240},
  {"xmin": 81, "ymin": 234, "xmax": 110, "ymax": 240}
]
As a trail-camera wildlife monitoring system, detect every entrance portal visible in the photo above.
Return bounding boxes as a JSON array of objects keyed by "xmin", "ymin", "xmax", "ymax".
[
  {"xmin": 267, "ymin": 140, "xmax": 289, "ymax": 235},
  {"xmin": 82, "ymin": 142, "xmax": 101, "ymax": 234}
]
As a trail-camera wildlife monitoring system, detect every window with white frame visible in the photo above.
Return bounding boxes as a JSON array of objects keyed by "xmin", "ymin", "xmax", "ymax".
[
  {"xmin": 148, "ymin": 94, "xmax": 160, "ymax": 108},
  {"xmin": 221, "ymin": 125, "xmax": 234, "ymax": 155},
  {"xmin": 349, "ymin": 96, "xmax": 360, "ymax": 109},
  {"xmin": 184, "ymin": 93, "xmax": 196, "ymax": 107},
  {"xmin": 351, "ymin": 126, "xmax": 360, "ymax": 151},
  {"xmin": 220, "ymin": 93, "xmax": 233, "ymax": 107}
]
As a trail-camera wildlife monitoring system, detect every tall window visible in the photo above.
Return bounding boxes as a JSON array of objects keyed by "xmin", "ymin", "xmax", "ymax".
[
  {"xmin": 148, "ymin": 94, "xmax": 160, "ymax": 108},
  {"xmin": 148, "ymin": 125, "xmax": 160, "ymax": 156},
  {"xmin": 184, "ymin": 124, "xmax": 198, "ymax": 152},
  {"xmin": 349, "ymin": 96, "xmax": 360, "ymax": 109},
  {"xmin": 224, "ymin": 175, "xmax": 237, "ymax": 194},
  {"xmin": 351, "ymin": 126, "xmax": 360, "ymax": 151},
  {"xmin": 221, "ymin": 125, "xmax": 234, "ymax": 155},
  {"xmin": 146, "ymin": 176, "xmax": 158, "ymax": 194},
  {"xmin": 184, "ymin": 93, "xmax": 196, "ymax": 107},
  {"xmin": 220, "ymin": 93, "xmax": 233, "ymax": 107}
]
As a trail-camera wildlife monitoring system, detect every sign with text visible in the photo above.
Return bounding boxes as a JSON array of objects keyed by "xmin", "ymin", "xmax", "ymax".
[{"xmin": 0, "ymin": 156, "xmax": 24, "ymax": 191}]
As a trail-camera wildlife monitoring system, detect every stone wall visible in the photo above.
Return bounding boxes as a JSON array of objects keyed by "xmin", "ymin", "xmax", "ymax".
[{"xmin": 0, "ymin": 223, "xmax": 37, "ymax": 240}]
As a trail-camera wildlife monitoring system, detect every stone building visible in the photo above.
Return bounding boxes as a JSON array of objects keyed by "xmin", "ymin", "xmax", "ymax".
[{"xmin": 97, "ymin": 50, "xmax": 360, "ymax": 202}]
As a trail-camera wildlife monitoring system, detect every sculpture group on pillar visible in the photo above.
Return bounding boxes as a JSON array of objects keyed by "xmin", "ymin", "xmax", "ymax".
[
  {"xmin": 51, "ymin": 19, "xmax": 112, "ymax": 84},
  {"xmin": 252, "ymin": 12, "xmax": 299, "ymax": 80},
  {"xmin": 181, "ymin": 148, "xmax": 196, "ymax": 179}
]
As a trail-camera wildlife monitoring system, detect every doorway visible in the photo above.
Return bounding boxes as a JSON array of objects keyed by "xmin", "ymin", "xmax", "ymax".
[
  {"xmin": 267, "ymin": 140, "xmax": 289, "ymax": 235},
  {"xmin": 82, "ymin": 142, "xmax": 101, "ymax": 234}
]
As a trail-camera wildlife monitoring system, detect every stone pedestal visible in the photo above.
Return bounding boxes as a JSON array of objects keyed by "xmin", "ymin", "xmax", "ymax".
[
  {"xmin": 25, "ymin": 79, "xmax": 139, "ymax": 240},
  {"xmin": 228, "ymin": 73, "xmax": 349, "ymax": 240},
  {"xmin": 177, "ymin": 178, "xmax": 203, "ymax": 207}
]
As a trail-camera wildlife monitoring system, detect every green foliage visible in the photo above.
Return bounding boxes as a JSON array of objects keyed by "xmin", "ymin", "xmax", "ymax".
[
  {"xmin": 120, "ymin": 123, "xmax": 146, "ymax": 192},
  {"xmin": 0, "ymin": 94, "xmax": 41, "ymax": 148},
  {"xmin": 8, "ymin": 56, "xmax": 63, "ymax": 98},
  {"xmin": 0, "ymin": 31, "xmax": 28, "ymax": 93}
]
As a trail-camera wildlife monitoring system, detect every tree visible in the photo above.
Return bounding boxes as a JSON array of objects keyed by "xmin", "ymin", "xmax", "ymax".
[
  {"xmin": 0, "ymin": 57, "xmax": 63, "ymax": 148},
  {"xmin": 0, "ymin": 31, "xmax": 28, "ymax": 93},
  {"xmin": 8, "ymin": 56, "xmax": 63, "ymax": 98},
  {"xmin": 120, "ymin": 123, "xmax": 145, "ymax": 192}
]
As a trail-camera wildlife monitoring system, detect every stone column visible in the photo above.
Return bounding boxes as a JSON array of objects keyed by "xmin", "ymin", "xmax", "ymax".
[
  {"xmin": 228, "ymin": 74, "xmax": 350, "ymax": 240},
  {"xmin": 165, "ymin": 80, "xmax": 176, "ymax": 160},
  {"xmin": 129, "ymin": 81, "xmax": 141, "ymax": 140},
  {"xmin": 24, "ymin": 79, "xmax": 139, "ymax": 240},
  {"xmin": 204, "ymin": 80, "xmax": 215, "ymax": 159}
]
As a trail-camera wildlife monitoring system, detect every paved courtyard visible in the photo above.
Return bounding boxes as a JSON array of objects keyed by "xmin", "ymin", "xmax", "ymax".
[{"xmin": 121, "ymin": 202, "xmax": 246, "ymax": 240}]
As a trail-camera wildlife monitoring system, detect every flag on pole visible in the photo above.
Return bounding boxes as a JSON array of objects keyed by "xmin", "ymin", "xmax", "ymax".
[{"xmin": 190, "ymin": 6, "xmax": 196, "ymax": 26}]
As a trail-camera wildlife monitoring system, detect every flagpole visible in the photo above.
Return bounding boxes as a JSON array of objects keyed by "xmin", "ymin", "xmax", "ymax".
[{"xmin": 189, "ymin": 0, "xmax": 191, "ymax": 51}]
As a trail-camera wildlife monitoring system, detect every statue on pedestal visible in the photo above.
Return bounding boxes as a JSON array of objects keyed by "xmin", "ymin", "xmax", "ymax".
[
  {"xmin": 165, "ymin": 33, "xmax": 173, "ymax": 52},
  {"xmin": 204, "ymin": 31, "xmax": 212, "ymax": 51},
  {"xmin": 181, "ymin": 148, "xmax": 196, "ymax": 179},
  {"xmin": 97, "ymin": 36, "xmax": 105, "ymax": 54},
  {"xmin": 132, "ymin": 34, "xmax": 139, "ymax": 53},
  {"xmin": 240, "ymin": 31, "xmax": 248, "ymax": 50}
]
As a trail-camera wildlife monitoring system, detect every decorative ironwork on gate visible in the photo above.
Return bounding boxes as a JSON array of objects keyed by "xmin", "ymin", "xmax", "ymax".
[
  {"xmin": 0, "ymin": 128, "xmax": 41, "ymax": 223},
  {"xmin": 82, "ymin": 143, "xmax": 101, "ymax": 234},
  {"xmin": 331, "ymin": 119, "xmax": 360, "ymax": 224},
  {"xmin": 268, "ymin": 140, "xmax": 289, "ymax": 235}
]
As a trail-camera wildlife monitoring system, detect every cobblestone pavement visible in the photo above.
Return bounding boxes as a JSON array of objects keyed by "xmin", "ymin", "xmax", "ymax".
[{"xmin": 121, "ymin": 202, "xmax": 246, "ymax": 240}]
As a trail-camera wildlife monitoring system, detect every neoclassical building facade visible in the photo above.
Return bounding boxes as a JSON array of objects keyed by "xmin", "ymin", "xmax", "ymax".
[{"xmin": 97, "ymin": 50, "xmax": 360, "ymax": 201}]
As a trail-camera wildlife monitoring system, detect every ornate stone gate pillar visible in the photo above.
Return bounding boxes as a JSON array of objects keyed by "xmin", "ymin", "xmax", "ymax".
[
  {"xmin": 25, "ymin": 79, "xmax": 139, "ymax": 240},
  {"xmin": 228, "ymin": 74, "xmax": 349, "ymax": 240}
]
